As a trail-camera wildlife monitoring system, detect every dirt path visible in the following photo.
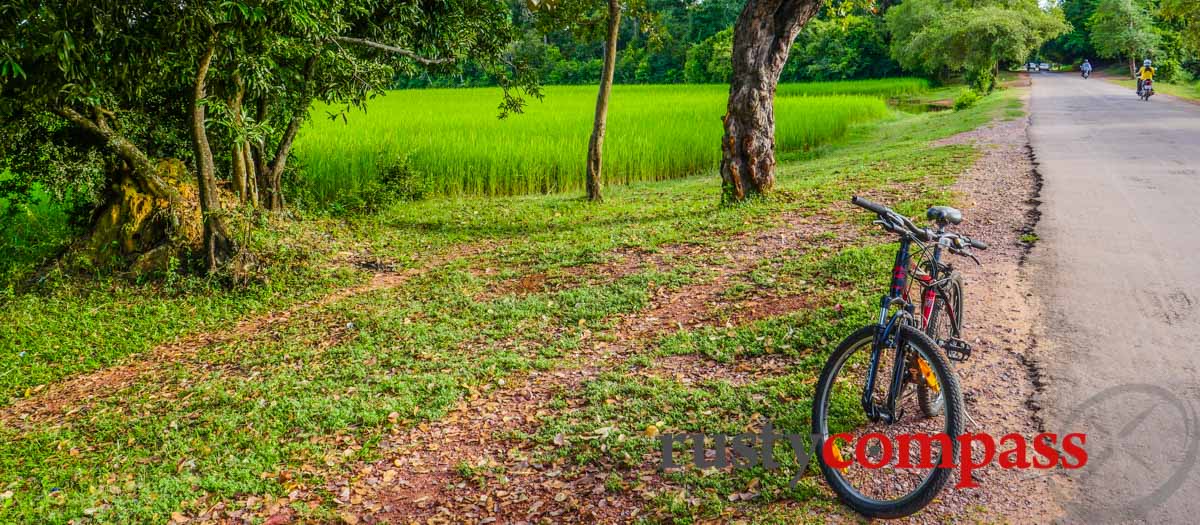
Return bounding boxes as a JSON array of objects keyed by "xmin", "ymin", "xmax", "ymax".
[
  {"xmin": 914, "ymin": 100, "xmax": 1059, "ymax": 522},
  {"xmin": 0, "ymin": 246, "xmax": 491, "ymax": 430},
  {"xmin": 232, "ymin": 214, "xmax": 864, "ymax": 525},
  {"xmin": 245, "ymin": 101, "xmax": 1056, "ymax": 524}
]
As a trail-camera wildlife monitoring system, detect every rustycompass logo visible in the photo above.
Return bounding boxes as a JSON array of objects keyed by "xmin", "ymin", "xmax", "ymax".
[{"xmin": 658, "ymin": 420, "xmax": 1088, "ymax": 488}]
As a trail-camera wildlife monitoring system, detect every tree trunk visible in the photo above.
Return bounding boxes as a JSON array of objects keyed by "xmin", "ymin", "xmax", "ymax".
[
  {"xmin": 191, "ymin": 42, "xmax": 238, "ymax": 272},
  {"xmin": 229, "ymin": 77, "xmax": 249, "ymax": 202},
  {"xmin": 261, "ymin": 55, "xmax": 318, "ymax": 211},
  {"xmin": 53, "ymin": 106, "xmax": 184, "ymax": 217},
  {"xmin": 253, "ymin": 98, "xmax": 271, "ymax": 207},
  {"xmin": 54, "ymin": 106, "xmax": 202, "ymax": 272},
  {"xmin": 586, "ymin": 0, "xmax": 621, "ymax": 202},
  {"xmin": 243, "ymin": 142, "xmax": 259, "ymax": 205},
  {"xmin": 719, "ymin": 0, "xmax": 821, "ymax": 202}
]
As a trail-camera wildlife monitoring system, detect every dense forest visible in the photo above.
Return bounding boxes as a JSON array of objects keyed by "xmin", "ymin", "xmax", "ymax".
[{"xmin": 397, "ymin": 0, "xmax": 902, "ymax": 87}]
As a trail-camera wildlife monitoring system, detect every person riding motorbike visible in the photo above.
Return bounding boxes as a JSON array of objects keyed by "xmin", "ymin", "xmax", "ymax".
[
  {"xmin": 1081, "ymin": 59, "xmax": 1092, "ymax": 78},
  {"xmin": 1137, "ymin": 59, "xmax": 1154, "ymax": 95}
]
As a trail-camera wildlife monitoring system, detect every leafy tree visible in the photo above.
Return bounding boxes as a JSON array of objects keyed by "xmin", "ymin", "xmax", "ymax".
[
  {"xmin": 1045, "ymin": 0, "xmax": 1100, "ymax": 63},
  {"xmin": 783, "ymin": 15, "xmax": 900, "ymax": 82},
  {"xmin": 887, "ymin": 0, "xmax": 1068, "ymax": 92},
  {"xmin": 529, "ymin": 0, "xmax": 651, "ymax": 202},
  {"xmin": 684, "ymin": 28, "xmax": 734, "ymax": 83},
  {"xmin": 1089, "ymin": 0, "xmax": 1159, "ymax": 77},
  {"xmin": 1160, "ymin": 0, "xmax": 1200, "ymax": 54},
  {"xmin": 0, "ymin": 0, "xmax": 533, "ymax": 274}
]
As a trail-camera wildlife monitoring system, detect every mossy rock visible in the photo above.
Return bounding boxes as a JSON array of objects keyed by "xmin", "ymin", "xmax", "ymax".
[{"xmin": 83, "ymin": 159, "xmax": 202, "ymax": 273}]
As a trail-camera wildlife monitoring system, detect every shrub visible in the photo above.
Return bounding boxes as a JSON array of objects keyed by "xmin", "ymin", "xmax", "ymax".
[{"xmin": 954, "ymin": 89, "xmax": 981, "ymax": 110}]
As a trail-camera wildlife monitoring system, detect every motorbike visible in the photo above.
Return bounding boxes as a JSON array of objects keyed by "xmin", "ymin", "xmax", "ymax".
[
  {"xmin": 1138, "ymin": 78, "xmax": 1154, "ymax": 101},
  {"xmin": 1081, "ymin": 69, "xmax": 1091, "ymax": 79}
]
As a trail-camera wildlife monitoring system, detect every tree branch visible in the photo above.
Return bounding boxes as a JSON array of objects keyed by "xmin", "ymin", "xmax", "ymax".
[{"xmin": 333, "ymin": 36, "xmax": 455, "ymax": 65}]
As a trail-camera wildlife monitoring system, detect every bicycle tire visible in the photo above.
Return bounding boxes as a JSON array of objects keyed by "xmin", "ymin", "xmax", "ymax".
[{"xmin": 812, "ymin": 324, "xmax": 964, "ymax": 519}]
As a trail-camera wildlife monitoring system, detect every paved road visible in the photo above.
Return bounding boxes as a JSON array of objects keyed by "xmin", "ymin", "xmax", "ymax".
[{"xmin": 1029, "ymin": 72, "xmax": 1200, "ymax": 523}]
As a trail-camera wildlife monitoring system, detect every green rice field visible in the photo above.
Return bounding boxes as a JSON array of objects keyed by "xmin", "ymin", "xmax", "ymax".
[{"xmin": 295, "ymin": 79, "xmax": 928, "ymax": 203}]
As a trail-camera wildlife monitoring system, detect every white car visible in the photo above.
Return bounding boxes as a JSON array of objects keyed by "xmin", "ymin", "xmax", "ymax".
[{"xmin": 1039, "ymin": 62, "xmax": 1050, "ymax": 71}]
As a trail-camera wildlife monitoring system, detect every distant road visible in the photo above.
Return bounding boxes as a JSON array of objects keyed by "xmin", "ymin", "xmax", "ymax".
[{"xmin": 1028, "ymin": 72, "xmax": 1200, "ymax": 522}]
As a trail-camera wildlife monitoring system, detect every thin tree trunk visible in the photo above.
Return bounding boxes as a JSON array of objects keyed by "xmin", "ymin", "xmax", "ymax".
[
  {"xmin": 586, "ymin": 0, "xmax": 621, "ymax": 202},
  {"xmin": 229, "ymin": 77, "xmax": 248, "ymax": 202},
  {"xmin": 191, "ymin": 41, "xmax": 237, "ymax": 272},
  {"xmin": 719, "ymin": 0, "xmax": 821, "ymax": 202},
  {"xmin": 262, "ymin": 55, "xmax": 318, "ymax": 211},
  {"xmin": 243, "ymin": 143, "xmax": 259, "ymax": 205},
  {"xmin": 253, "ymin": 98, "xmax": 271, "ymax": 207}
]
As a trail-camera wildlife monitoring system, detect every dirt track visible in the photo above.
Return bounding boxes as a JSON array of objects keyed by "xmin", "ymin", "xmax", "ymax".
[{"xmin": 1029, "ymin": 72, "xmax": 1200, "ymax": 523}]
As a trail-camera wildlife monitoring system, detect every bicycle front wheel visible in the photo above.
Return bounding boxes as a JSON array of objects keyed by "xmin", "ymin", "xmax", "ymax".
[{"xmin": 812, "ymin": 324, "xmax": 964, "ymax": 519}]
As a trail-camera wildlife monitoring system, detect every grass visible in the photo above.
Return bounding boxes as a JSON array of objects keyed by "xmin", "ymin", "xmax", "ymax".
[
  {"xmin": 294, "ymin": 81, "xmax": 926, "ymax": 206},
  {"xmin": 0, "ymin": 83, "xmax": 1020, "ymax": 524}
]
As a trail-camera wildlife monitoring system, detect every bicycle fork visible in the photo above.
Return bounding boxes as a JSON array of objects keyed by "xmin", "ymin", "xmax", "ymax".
[{"xmin": 861, "ymin": 237, "xmax": 916, "ymax": 423}]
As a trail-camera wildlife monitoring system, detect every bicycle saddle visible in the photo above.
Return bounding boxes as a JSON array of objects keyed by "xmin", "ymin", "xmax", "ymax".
[{"xmin": 926, "ymin": 206, "xmax": 963, "ymax": 225}]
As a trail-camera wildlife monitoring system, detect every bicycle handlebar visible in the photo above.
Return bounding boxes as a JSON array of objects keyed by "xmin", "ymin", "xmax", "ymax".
[
  {"xmin": 850, "ymin": 195, "xmax": 987, "ymax": 252},
  {"xmin": 851, "ymin": 195, "xmax": 888, "ymax": 216}
]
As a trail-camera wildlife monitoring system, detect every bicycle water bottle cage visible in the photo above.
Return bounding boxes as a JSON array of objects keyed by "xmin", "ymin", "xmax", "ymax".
[{"xmin": 926, "ymin": 206, "xmax": 963, "ymax": 226}]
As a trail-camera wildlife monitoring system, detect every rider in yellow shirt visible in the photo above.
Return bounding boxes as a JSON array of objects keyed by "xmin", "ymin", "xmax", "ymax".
[{"xmin": 1137, "ymin": 59, "xmax": 1154, "ymax": 94}]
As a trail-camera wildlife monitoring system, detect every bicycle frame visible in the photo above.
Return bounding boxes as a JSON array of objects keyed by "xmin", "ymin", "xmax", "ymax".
[
  {"xmin": 861, "ymin": 235, "xmax": 918, "ymax": 423},
  {"xmin": 860, "ymin": 233, "xmax": 956, "ymax": 423}
]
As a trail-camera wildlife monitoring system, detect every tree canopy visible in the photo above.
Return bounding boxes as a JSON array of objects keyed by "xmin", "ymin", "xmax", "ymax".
[
  {"xmin": 887, "ymin": 0, "xmax": 1067, "ymax": 91},
  {"xmin": 0, "ymin": 0, "xmax": 534, "ymax": 274},
  {"xmin": 1088, "ymin": 0, "xmax": 1159, "ymax": 73}
]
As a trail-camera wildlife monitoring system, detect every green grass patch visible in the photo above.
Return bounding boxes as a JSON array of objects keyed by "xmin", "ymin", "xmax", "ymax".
[
  {"xmin": 0, "ymin": 84, "xmax": 1021, "ymax": 523},
  {"xmin": 295, "ymin": 82, "xmax": 905, "ymax": 206}
]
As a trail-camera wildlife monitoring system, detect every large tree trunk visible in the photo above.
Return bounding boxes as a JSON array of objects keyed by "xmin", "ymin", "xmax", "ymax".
[
  {"xmin": 585, "ymin": 0, "xmax": 621, "ymax": 202},
  {"xmin": 719, "ymin": 0, "xmax": 821, "ymax": 202},
  {"xmin": 191, "ymin": 42, "xmax": 238, "ymax": 272}
]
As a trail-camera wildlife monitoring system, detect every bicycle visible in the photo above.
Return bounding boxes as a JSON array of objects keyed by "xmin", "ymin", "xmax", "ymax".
[{"xmin": 811, "ymin": 196, "xmax": 988, "ymax": 518}]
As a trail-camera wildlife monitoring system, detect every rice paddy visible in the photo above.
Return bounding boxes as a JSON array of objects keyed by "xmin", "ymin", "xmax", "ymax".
[{"xmin": 294, "ymin": 79, "xmax": 927, "ymax": 204}]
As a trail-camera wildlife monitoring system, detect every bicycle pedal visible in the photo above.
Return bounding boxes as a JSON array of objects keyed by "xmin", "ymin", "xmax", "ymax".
[{"xmin": 945, "ymin": 338, "xmax": 972, "ymax": 361}]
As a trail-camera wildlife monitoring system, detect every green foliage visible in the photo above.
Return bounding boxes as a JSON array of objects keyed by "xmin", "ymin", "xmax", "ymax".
[
  {"xmin": 295, "ymin": 83, "xmax": 896, "ymax": 205},
  {"xmin": 1162, "ymin": 0, "xmax": 1200, "ymax": 53},
  {"xmin": 782, "ymin": 15, "xmax": 902, "ymax": 82},
  {"xmin": 683, "ymin": 28, "xmax": 734, "ymax": 83},
  {"xmin": 954, "ymin": 89, "xmax": 981, "ymax": 110},
  {"xmin": 1046, "ymin": 0, "xmax": 1101, "ymax": 62},
  {"xmin": 1089, "ymin": 0, "xmax": 1159, "ymax": 66},
  {"xmin": 887, "ymin": 0, "xmax": 1068, "ymax": 92},
  {"xmin": 0, "ymin": 0, "xmax": 539, "ymax": 269}
]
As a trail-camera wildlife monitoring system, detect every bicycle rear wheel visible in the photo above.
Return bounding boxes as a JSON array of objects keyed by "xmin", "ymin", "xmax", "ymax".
[
  {"xmin": 812, "ymin": 324, "xmax": 964, "ymax": 519},
  {"xmin": 920, "ymin": 271, "xmax": 963, "ymax": 416}
]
